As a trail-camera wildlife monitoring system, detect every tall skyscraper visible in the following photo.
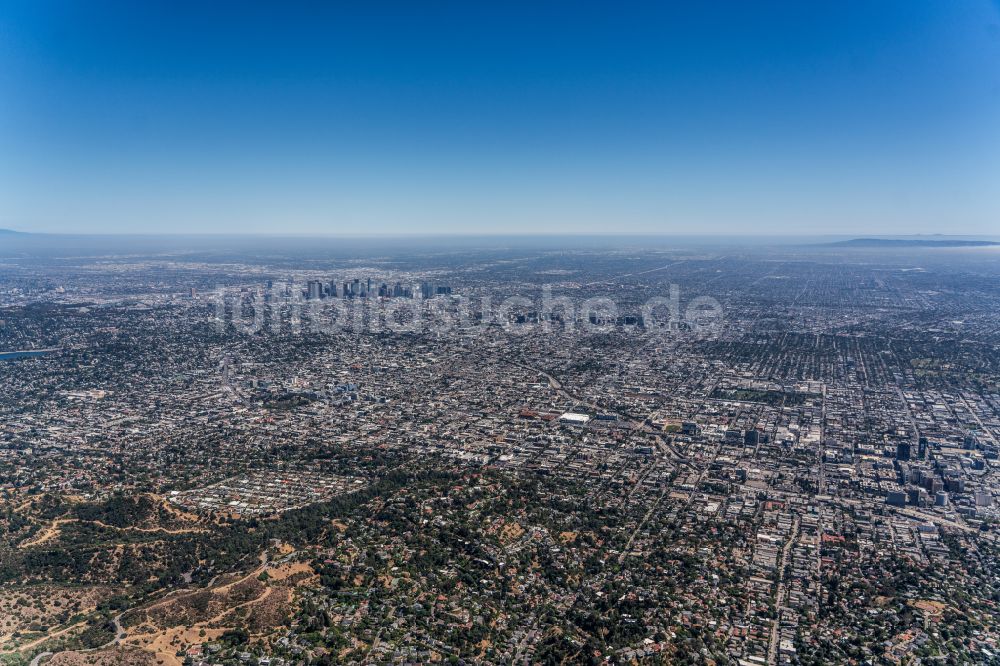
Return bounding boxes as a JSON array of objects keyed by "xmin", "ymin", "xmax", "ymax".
[
  {"xmin": 307, "ymin": 280, "xmax": 323, "ymax": 300},
  {"xmin": 896, "ymin": 441, "xmax": 911, "ymax": 462}
]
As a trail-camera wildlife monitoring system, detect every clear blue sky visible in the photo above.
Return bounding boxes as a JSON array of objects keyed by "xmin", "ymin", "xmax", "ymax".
[{"xmin": 1, "ymin": 1, "xmax": 999, "ymax": 235}]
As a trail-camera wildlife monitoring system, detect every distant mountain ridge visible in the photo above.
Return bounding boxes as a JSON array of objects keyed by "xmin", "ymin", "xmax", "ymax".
[
  {"xmin": 829, "ymin": 237, "xmax": 1000, "ymax": 248},
  {"xmin": 0, "ymin": 228, "xmax": 29, "ymax": 235}
]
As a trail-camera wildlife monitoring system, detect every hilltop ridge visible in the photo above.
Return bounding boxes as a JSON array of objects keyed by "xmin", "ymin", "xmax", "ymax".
[{"xmin": 829, "ymin": 237, "xmax": 999, "ymax": 248}]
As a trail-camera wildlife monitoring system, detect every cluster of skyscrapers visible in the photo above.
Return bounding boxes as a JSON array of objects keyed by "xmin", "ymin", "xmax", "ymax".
[{"xmin": 302, "ymin": 279, "xmax": 451, "ymax": 301}]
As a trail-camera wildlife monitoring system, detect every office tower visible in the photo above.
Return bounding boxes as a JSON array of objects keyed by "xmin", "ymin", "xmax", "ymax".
[
  {"xmin": 896, "ymin": 441, "xmax": 911, "ymax": 462},
  {"xmin": 307, "ymin": 280, "xmax": 323, "ymax": 300},
  {"xmin": 886, "ymin": 491, "xmax": 906, "ymax": 507}
]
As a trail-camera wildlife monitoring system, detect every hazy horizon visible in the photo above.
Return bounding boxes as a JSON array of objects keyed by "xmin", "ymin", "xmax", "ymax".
[{"xmin": 4, "ymin": 228, "xmax": 1000, "ymax": 241}]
